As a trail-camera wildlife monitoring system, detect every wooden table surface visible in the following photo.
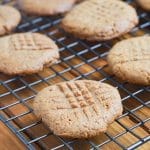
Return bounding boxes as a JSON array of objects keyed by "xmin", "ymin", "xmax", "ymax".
[
  {"xmin": 0, "ymin": 121, "xmax": 149, "ymax": 150},
  {"xmin": 0, "ymin": 1, "xmax": 150, "ymax": 150},
  {"xmin": 0, "ymin": 52, "xmax": 149, "ymax": 149},
  {"xmin": 0, "ymin": 121, "xmax": 25, "ymax": 150}
]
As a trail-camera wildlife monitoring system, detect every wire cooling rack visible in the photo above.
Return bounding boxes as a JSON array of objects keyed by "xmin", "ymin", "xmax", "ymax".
[{"xmin": 0, "ymin": 0, "xmax": 150, "ymax": 149}]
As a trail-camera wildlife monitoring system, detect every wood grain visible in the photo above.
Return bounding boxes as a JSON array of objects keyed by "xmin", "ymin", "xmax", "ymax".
[
  {"xmin": 0, "ymin": 121, "xmax": 25, "ymax": 150},
  {"xmin": 0, "ymin": 59, "xmax": 149, "ymax": 149}
]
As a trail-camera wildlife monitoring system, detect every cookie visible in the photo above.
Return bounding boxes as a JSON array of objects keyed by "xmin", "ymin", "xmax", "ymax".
[
  {"xmin": 17, "ymin": 0, "xmax": 78, "ymax": 16},
  {"xmin": 34, "ymin": 80, "xmax": 123, "ymax": 138},
  {"xmin": 107, "ymin": 36, "xmax": 150, "ymax": 85},
  {"xmin": 61, "ymin": 0, "xmax": 138, "ymax": 41},
  {"xmin": 0, "ymin": 33, "xmax": 59, "ymax": 75},
  {"xmin": 0, "ymin": 5, "xmax": 21, "ymax": 35},
  {"xmin": 137, "ymin": 0, "xmax": 150, "ymax": 11}
]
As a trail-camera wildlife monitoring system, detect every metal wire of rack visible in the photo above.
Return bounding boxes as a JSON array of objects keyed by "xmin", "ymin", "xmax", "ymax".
[{"xmin": 0, "ymin": 0, "xmax": 150, "ymax": 150}]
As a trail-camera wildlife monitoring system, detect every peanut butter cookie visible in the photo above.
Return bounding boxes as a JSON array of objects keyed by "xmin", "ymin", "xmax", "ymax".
[
  {"xmin": 62, "ymin": 0, "xmax": 138, "ymax": 41},
  {"xmin": 34, "ymin": 80, "xmax": 123, "ymax": 138},
  {"xmin": 0, "ymin": 5, "xmax": 21, "ymax": 35},
  {"xmin": 0, "ymin": 33, "xmax": 59, "ymax": 75},
  {"xmin": 18, "ymin": 0, "xmax": 78, "ymax": 15},
  {"xmin": 107, "ymin": 36, "xmax": 150, "ymax": 85}
]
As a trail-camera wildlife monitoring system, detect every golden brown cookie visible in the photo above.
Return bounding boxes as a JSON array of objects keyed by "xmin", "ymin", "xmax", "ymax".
[
  {"xmin": 17, "ymin": 0, "xmax": 78, "ymax": 16},
  {"xmin": 61, "ymin": 0, "xmax": 138, "ymax": 41},
  {"xmin": 0, "ymin": 33, "xmax": 59, "ymax": 75},
  {"xmin": 34, "ymin": 80, "xmax": 123, "ymax": 138},
  {"xmin": 107, "ymin": 36, "xmax": 150, "ymax": 85},
  {"xmin": 0, "ymin": 5, "xmax": 21, "ymax": 35},
  {"xmin": 137, "ymin": 0, "xmax": 150, "ymax": 11}
]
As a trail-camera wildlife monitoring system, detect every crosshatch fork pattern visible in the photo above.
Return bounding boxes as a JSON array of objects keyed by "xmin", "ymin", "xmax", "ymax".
[
  {"xmin": 58, "ymin": 82, "xmax": 96, "ymax": 109},
  {"xmin": 10, "ymin": 33, "xmax": 53, "ymax": 51},
  {"xmin": 0, "ymin": 0, "xmax": 150, "ymax": 150}
]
